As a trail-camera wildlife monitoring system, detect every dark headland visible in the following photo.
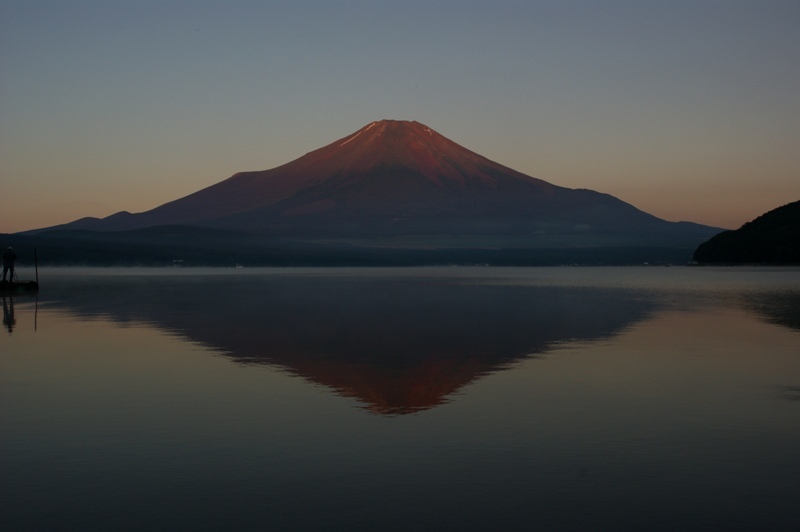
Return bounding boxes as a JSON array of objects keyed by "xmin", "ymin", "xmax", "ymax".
[
  {"xmin": 13, "ymin": 120, "xmax": 721, "ymax": 266},
  {"xmin": 693, "ymin": 200, "xmax": 800, "ymax": 265}
]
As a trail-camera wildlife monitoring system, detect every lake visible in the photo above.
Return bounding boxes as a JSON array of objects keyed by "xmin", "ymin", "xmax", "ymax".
[{"xmin": 2, "ymin": 266, "xmax": 799, "ymax": 531}]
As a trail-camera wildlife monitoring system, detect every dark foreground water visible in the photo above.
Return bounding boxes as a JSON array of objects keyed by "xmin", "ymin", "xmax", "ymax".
[{"xmin": 2, "ymin": 267, "xmax": 799, "ymax": 531}]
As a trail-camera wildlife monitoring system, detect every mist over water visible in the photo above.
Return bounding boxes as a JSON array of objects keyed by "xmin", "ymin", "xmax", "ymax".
[{"xmin": 2, "ymin": 267, "xmax": 799, "ymax": 530}]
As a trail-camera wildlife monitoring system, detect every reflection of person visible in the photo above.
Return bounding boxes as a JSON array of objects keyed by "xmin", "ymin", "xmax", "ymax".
[
  {"xmin": 2, "ymin": 297, "xmax": 15, "ymax": 333},
  {"xmin": 2, "ymin": 247, "xmax": 17, "ymax": 282}
]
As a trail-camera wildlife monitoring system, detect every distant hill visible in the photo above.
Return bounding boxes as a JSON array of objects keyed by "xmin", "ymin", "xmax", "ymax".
[
  {"xmin": 693, "ymin": 200, "xmax": 800, "ymax": 264},
  {"xmin": 19, "ymin": 120, "xmax": 721, "ymax": 265}
]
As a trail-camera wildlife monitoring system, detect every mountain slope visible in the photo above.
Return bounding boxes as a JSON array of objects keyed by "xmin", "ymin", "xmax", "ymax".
[{"xmin": 64, "ymin": 120, "xmax": 562, "ymax": 230}]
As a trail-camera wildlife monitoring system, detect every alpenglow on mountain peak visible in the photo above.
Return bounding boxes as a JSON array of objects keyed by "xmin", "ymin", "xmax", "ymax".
[{"xmin": 33, "ymin": 118, "xmax": 719, "ymax": 257}]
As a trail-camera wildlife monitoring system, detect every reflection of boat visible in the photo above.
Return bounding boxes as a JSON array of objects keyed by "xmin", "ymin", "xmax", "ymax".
[{"xmin": 0, "ymin": 280, "xmax": 39, "ymax": 294}]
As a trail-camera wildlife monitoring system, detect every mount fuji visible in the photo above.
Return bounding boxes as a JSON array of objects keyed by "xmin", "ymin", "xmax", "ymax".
[{"xmin": 22, "ymin": 120, "xmax": 721, "ymax": 265}]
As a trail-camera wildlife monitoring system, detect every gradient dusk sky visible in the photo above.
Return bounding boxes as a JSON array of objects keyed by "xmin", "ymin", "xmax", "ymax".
[{"xmin": 2, "ymin": 0, "xmax": 798, "ymax": 233}]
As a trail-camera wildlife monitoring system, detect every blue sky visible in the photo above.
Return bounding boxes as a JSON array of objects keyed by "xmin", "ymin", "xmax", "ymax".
[{"xmin": 2, "ymin": 0, "xmax": 799, "ymax": 232}]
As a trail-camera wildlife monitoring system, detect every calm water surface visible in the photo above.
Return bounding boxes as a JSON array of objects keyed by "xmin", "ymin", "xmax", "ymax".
[{"xmin": 2, "ymin": 267, "xmax": 799, "ymax": 531}]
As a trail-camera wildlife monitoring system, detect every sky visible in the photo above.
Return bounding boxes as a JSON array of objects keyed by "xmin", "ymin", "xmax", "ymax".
[{"xmin": 2, "ymin": 0, "xmax": 799, "ymax": 233}]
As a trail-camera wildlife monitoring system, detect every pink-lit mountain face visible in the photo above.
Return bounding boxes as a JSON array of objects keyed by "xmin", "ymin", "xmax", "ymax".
[{"xmin": 51, "ymin": 120, "xmax": 716, "ymax": 245}]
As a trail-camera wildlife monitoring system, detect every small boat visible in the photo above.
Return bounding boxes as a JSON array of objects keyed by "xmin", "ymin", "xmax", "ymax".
[
  {"xmin": 1, "ymin": 248, "xmax": 40, "ymax": 294},
  {"xmin": 0, "ymin": 280, "xmax": 39, "ymax": 294}
]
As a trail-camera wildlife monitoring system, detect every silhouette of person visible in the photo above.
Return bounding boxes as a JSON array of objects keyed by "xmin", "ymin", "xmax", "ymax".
[
  {"xmin": 2, "ymin": 247, "xmax": 17, "ymax": 282},
  {"xmin": 2, "ymin": 297, "xmax": 15, "ymax": 333}
]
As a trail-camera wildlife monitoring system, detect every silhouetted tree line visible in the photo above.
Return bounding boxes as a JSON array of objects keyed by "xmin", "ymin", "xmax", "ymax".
[{"xmin": 5, "ymin": 227, "xmax": 696, "ymax": 266}]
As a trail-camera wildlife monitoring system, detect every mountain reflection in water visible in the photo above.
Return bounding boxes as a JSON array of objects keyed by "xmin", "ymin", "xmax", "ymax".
[
  {"xmin": 40, "ymin": 270, "xmax": 659, "ymax": 414},
  {"xmin": 7, "ymin": 267, "xmax": 800, "ymax": 532}
]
